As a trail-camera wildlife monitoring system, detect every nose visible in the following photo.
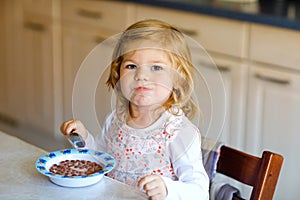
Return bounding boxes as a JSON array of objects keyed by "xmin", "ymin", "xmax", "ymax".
[{"xmin": 134, "ymin": 67, "xmax": 149, "ymax": 81}]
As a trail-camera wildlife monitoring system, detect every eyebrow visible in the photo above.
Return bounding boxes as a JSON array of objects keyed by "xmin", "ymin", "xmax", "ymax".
[{"xmin": 122, "ymin": 58, "xmax": 135, "ymax": 63}]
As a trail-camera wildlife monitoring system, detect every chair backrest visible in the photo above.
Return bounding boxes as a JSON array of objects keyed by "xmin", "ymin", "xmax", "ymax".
[{"xmin": 216, "ymin": 145, "xmax": 284, "ymax": 200}]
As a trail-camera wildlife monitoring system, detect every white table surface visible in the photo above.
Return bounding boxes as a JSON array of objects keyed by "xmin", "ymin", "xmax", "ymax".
[{"xmin": 0, "ymin": 131, "xmax": 148, "ymax": 200}]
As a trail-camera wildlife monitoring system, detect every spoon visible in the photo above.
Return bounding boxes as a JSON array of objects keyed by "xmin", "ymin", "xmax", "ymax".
[{"xmin": 68, "ymin": 132, "xmax": 86, "ymax": 148}]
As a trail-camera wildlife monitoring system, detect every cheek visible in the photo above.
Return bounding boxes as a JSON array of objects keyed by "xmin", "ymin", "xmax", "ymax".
[
  {"xmin": 159, "ymin": 75, "xmax": 173, "ymax": 89},
  {"xmin": 120, "ymin": 78, "xmax": 131, "ymax": 97},
  {"xmin": 119, "ymin": 70, "xmax": 133, "ymax": 87}
]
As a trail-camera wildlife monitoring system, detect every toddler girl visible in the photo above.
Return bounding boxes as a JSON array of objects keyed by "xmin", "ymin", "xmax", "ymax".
[{"xmin": 61, "ymin": 19, "xmax": 209, "ymax": 200}]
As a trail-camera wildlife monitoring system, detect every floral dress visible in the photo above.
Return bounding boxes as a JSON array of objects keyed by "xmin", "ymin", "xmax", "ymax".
[{"xmin": 104, "ymin": 110, "xmax": 183, "ymax": 187}]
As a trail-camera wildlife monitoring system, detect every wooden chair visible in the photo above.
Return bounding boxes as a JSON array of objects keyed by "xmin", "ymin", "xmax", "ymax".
[{"xmin": 216, "ymin": 145, "xmax": 284, "ymax": 200}]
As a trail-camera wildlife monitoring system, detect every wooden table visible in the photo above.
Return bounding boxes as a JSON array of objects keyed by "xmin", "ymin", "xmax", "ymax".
[{"xmin": 0, "ymin": 131, "xmax": 147, "ymax": 199}]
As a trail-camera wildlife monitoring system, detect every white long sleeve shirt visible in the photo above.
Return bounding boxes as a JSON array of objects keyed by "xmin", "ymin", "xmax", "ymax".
[{"xmin": 85, "ymin": 110, "xmax": 209, "ymax": 200}]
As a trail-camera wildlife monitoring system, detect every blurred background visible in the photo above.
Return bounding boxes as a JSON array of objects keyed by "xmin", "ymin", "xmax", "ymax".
[{"xmin": 1, "ymin": 0, "xmax": 300, "ymax": 199}]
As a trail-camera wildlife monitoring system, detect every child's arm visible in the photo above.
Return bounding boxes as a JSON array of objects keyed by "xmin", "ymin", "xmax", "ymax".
[
  {"xmin": 164, "ymin": 125, "xmax": 209, "ymax": 200},
  {"xmin": 84, "ymin": 111, "xmax": 115, "ymax": 151}
]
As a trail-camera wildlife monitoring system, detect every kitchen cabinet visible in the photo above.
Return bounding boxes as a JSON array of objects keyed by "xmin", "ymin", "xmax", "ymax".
[
  {"xmin": 62, "ymin": 25, "xmax": 102, "ymax": 120},
  {"xmin": 62, "ymin": 24, "xmax": 110, "ymax": 135},
  {"xmin": 248, "ymin": 24, "xmax": 300, "ymax": 199},
  {"xmin": 245, "ymin": 64, "xmax": 300, "ymax": 199},
  {"xmin": 135, "ymin": 4, "xmax": 249, "ymax": 59},
  {"xmin": 0, "ymin": 0, "xmax": 22, "ymax": 129},
  {"xmin": 249, "ymin": 24, "xmax": 300, "ymax": 71},
  {"xmin": 61, "ymin": 0, "xmax": 135, "ymax": 134},
  {"xmin": 0, "ymin": 0, "xmax": 64, "ymax": 151},
  {"xmin": 191, "ymin": 53, "xmax": 248, "ymax": 150},
  {"xmin": 208, "ymin": 55, "xmax": 248, "ymax": 150},
  {"xmin": 17, "ymin": 0, "xmax": 62, "ymax": 136},
  {"xmin": 20, "ymin": 7, "xmax": 55, "ymax": 133}
]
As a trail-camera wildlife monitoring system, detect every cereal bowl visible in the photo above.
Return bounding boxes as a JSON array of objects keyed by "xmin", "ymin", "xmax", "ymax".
[{"xmin": 35, "ymin": 148, "xmax": 116, "ymax": 187}]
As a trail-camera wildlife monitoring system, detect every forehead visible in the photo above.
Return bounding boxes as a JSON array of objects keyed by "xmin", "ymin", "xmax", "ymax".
[
  {"xmin": 123, "ymin": 48, "xmax": 171, "ymax": 62},
  {"xmin": 120, "ymin": 34, "xmax": 177, "ymax": 54}
]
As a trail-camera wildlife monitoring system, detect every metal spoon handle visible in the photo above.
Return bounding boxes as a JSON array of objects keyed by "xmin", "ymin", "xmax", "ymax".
[{"xmin": 68, "ymin": 132, "xmax": 86, "ymax": 148}]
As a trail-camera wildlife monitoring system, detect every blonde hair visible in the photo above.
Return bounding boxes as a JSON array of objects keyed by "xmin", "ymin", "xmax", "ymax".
[{"xmin": 106, "ymin": 19, "xmax": 197, "ymax": 119}]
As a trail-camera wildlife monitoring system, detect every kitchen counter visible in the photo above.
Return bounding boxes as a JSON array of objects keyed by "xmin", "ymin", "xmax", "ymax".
[{"xmin": 125, "ymin": 0, "xmax": 300, "ymax": 30}]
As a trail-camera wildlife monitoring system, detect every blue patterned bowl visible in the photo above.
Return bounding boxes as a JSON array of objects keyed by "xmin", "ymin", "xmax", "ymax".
[{"xmin": 35, "ymin": 148, "xmax": 116, "ymax": 187}]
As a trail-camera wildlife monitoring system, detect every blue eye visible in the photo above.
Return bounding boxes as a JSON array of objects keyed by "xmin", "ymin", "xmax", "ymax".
[
  {"xmin": 125, "ymin": 64, "xmax": 137, "ymax": 70},
  {"xmin": 152, "ymin": 65, "xmax": 163, "ymax": 71}
]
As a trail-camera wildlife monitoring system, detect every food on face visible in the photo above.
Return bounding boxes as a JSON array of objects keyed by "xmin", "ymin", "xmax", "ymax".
[{"xmin": 49, "ymin": 159, "xmax": 102, "ymax": 177}]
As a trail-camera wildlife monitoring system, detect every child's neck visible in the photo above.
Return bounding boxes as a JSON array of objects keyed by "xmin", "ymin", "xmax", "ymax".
[{"xmin": 126, "ymin": 106, "xmax": 165, "ymax": 129}]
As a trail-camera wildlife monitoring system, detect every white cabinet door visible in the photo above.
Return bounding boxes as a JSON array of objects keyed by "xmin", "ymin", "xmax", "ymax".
[
  {"xmin": 192, "ymin": 53, "xmax": 248, "ymax": 149},
  {"xmin": 0, "ymin": 0, "xmax": 23, "ymax": 129},
  {"xmin": 0, "ymin": 0, "xmax": 64, "ymax": 151},
  {"xmin": 1, "ymin": 0, "xmax": 61, "ymax": 136},
  {"xmin": 213, "ymin": 56, "xmax": 248, "ymax": 150},
  {"xmin": 249, "ymin": 24, "xmax": 300, "ymax": 71},
  {"xmin": 62, "ymin": 26, "xmax": 103, "ymax": 120},
  {"xmin": 12, "ymin": 0, "xmax": 63, "ymax": 138},
  {"xmin": 246, "ymin": 64, "xmax": 300, "ymax": 199},
  {"xmin": 20, "ymin": 15, "xmax": 55, "ymax": 134},
  {"xmin": 62, "ymin": 25, "xmax": 116, "ymax": 135}
]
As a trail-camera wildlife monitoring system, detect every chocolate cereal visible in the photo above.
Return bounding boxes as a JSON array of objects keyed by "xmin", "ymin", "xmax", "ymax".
[{"xmin": 49, "ymin": 159, "xmax": 103, "ymax": 177}]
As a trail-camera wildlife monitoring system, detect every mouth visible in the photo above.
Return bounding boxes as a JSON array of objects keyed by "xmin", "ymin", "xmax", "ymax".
[{"xmin": 135, "ymin": 86, "xmax": 151, "ymax": 92}]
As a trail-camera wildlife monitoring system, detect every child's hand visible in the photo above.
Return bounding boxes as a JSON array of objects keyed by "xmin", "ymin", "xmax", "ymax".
[
  {"xmin": 137, "ymin": 174, "xmax": 167, "ymax": 200},
  {"xmin": 60, "ymin": 119, "xmax": 88, "ymax": 140}
]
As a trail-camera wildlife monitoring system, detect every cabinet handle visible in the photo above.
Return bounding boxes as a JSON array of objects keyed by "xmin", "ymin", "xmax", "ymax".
[
  {"xmin": 179, "ymin": 28, "xmax": 198, "ymax": 37},
  {"xmin": 24, "ymin": 21, "xmax": 45, "ymax": 32},
  {"xmin": 255, "ymin": 73, "xmax": 290, "ymax": 85},
  {"xmin": 216, "ymin": 65, "xmax": 231, "ymax": 72},
  {"xmin": 199, "ymin": 62, "xmax": 231, "ymax": 73},
  {"xmin": 77, "ymin": 8, "xmax": 102, "ymax": 19}
]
